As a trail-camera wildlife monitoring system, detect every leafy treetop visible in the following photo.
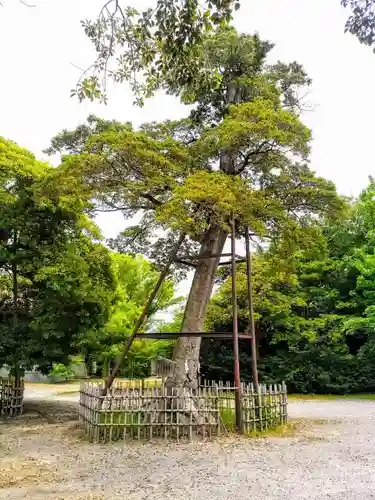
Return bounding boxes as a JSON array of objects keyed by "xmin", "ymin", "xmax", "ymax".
[
  {"xmin": 76, "ymin": 0, "xmax": 241, "ymax": 104},
  {"xmin": 50, "ymin": 30, "xmax": 342, "ymax": 282}
]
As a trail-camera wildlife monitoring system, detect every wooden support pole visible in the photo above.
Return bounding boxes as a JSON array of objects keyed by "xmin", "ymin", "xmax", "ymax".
[
  {"xmin": 231, "ymin": 219, "xmax": 242, "ymax": 432},
  {"xmin": 245, "ymin": 226, "xmax": 259, "ymax": 388},
  {"xmin": 135, "ymin": 332, "xmax": 252, "ymax": 339},
  {"xmin": 102, "ymin": 233, "xmax": 186, "ymax": 396}
]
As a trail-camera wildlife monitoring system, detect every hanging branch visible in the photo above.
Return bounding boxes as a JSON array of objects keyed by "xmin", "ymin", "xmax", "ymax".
[
  {"xmin": 75, "ymin": 0, "xmax": 240, "ymax": 103},
  {"xmin": 0, "ymin": 1, "xmax": 36, "ymax": 6},
  {"xmin": 102, "ymin": 232, "xmax": 186, "ymax": 395}
]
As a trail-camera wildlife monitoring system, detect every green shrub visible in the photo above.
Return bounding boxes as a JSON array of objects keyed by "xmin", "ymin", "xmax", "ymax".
[{"xmin": 49, "ymin": 363, "xmax": 75, "ymax": 382}]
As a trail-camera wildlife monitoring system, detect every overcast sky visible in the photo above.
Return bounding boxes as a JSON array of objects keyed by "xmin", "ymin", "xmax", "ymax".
[{"xmin": 0, "ymin": 0, "xmax": 374, "ymax": 297}]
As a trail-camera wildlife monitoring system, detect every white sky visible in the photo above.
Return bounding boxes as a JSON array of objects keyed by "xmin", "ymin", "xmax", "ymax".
[{"xmin": 0, "ymin": 0, "xmax": 374, "ymax": 297}]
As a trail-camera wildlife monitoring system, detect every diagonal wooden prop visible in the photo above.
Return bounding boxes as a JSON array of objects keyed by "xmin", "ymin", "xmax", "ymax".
[{"xmin": 102, "ymin": 233, "xmax": 186, "ymax": 396}]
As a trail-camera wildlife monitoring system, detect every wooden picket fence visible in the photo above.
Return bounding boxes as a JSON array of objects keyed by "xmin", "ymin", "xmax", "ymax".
[
  {"xmin": 79, "ymin": 380, "xmax": 287, "ymax": 442},
  {"xmin": 201, "ymin": 379, "xmax": 288, "ymax": 434},
  {"xmin": 0, "ymin": 378, "xmax": 24, "ymax": 417}
]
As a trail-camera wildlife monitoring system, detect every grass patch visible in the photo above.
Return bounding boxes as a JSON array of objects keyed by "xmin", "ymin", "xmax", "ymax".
[
  {"xmin": 100, "ymin": 411, "xmax": 142, "ymax": 426},
  {"xmin": 289, "ymin": 393, "xmax": 375, "ymax": 401},
  {"xmin": 220, "ymin": 407, "xmax": 236, "ymax": 432},
  {"xmin": 93, "ymin": 408, "xmax": 321, "ymax": 442},
  {"xmin": 220, "ymin": 408, "xmax": 307, "ymax": 438},
  {"xmin": 246, "ymin": 417, "xmax": 329, "ymax": 439},
  {"xmin": 219, "ymin": 406, "xmax": 285, "ymax": 435},
  {"xmin": 56, "ymin": 389, "xmax": 80, "ymax": 395},
  {"xmin": 247, "ymin": 421, "xmax": 299, "ymax": 438}
]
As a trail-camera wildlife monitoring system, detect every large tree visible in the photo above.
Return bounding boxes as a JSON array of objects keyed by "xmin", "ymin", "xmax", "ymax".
[
  {"xmin": 50, "ymin": 29, "xmax": 341, "ymax": 390},
  {"xmin": 0, "ymin": 137, "xmax": 116, "ymax": 378}
]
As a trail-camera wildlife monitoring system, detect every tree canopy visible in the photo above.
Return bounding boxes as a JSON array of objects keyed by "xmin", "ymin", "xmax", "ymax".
[
  {"xmin": 75, "ymin": 0, "xmax": 375, "ymax": 104},
  {"xmin": 1, "ymin": 2, "xmax": 373, "ymax": 392},
  {"xmin": 198, "ymin": 180, "xmax": 375, "ymax": 393},
  {"xmin": 0, "ymin": 137, "xmax": 117, "ymax": 374},
  {"xmin": 48, "ymin": 27, "xmax": 343, "ymax": 388}
]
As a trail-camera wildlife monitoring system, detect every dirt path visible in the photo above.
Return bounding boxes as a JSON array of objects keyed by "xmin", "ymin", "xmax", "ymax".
[{"xmin": 1, "ymin": 388, "xmax": 375, "ymax": 499}]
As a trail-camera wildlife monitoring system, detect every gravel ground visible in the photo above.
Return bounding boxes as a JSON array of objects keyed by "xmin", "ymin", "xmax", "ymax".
[{"xmin": 1, "ymin": 387, "xmax": 375, "ymax": 499}]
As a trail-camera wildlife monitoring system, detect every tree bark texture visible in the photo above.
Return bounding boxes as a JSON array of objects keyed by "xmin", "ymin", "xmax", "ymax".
[
  {"xmin": 169, "ymin": 80, "xmax": 239, "ymax": 388},
  {"xmin": 169, "ymin": 224, "xmax": 228, "ymax": 388}
]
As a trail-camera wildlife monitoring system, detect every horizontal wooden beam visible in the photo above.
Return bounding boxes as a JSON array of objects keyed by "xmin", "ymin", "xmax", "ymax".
[{"xmin": 135, "ymin": 332, "xmax": 252, "ymax": 339}]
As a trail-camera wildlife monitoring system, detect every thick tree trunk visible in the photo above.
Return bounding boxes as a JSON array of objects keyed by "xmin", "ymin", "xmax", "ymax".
[
  {"xmin": 169, "ymin": 224, "xmax": 228, "ymax": 388},
  {"xmin": 169, "ymin": 79, "xmax": 239, "ymax": 389}
]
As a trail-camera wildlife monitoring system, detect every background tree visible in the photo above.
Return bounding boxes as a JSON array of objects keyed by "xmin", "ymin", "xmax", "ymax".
[
  {"xmin": 0, "ymin": 137, "xmax": 116, "ymax": 378},
  {"xmin": 79, "ymin": 252, "xmax": 180, "ymax": 378},
  {"xmin": 341, "ymin": 0, "xmax": 375, "ymax": 49},
  {"xmin": 49, "ymin": 28, "xmax": 342, "ymax": 390},
  {"xmin": 199, "ymin": 180, "xmax": 375, "ymax": 393}
]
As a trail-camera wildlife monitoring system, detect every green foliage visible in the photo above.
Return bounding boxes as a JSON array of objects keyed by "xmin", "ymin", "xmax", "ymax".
[
  {"xmin": 342, "ymin": 0, "xmax": 375, "ymax": 49},
  {"xmin": 0, "ymin": 137, "xmax": 116, "ymax": 374},
  {"xmin": 50, "ymin": 30, "xmax": 341, "ymax": 281},
  {"xmin": 199, "ymin": 179, "xmax": 375, "ymax": 393},
  {"xmin": 79, "ymin": 253, "xmax": 179, "ymax": 378},
  {"xmin": 77, "ymin": 1, "xmax": 241, "ymax": 104},
  {"xmin": 77, "ymin": 0, "xmax": 375, "ymax": 105},
  {"xmin": 49, "ymin": 363, "xmax": 75, "ymax": 382},
  {"xmin": 43, "ymin": 114, "xmax": 132, "ymax": 157}
]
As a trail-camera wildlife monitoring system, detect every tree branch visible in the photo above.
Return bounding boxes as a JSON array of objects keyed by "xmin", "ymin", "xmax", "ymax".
[
  {"xmin": 140, "ymin": 192, "xmax": 162, "ymax": 207},
  {"xmin": 95, "ymin": 205, "xmax": 151, "ymax": 212},
  {"xmin": 217, "ymin": 258, "xmax": 246, "ymax": 266},
  {"xmin": 175, "ymin": 259, "xmax": 197, "ymax": 268},
  {"xmin": 236, "ymin": 141, "xmax": 274, "ymax": 175}
]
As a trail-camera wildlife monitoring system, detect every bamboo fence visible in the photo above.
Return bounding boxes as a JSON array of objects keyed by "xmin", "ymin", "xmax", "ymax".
[
  {"xmin": 79, "ymin": 380, "xmax": 287, "ymax": 442},
  {"xmin": 0, "ymin": 378, "xmax": 24, "ymax": 417}
]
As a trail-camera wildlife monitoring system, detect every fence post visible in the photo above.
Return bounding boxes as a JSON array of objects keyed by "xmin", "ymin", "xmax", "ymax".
[{"xmin": 0, "ymin": 378, "xmax": 24, "ymax": 417}]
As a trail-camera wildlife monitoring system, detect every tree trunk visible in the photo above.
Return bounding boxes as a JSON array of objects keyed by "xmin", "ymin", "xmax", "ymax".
[
  {"xmin": 169, "ymin": 224, "xmax": 228, "ymax": 388},
  {"xmin": 103, "ymin": 359, "xmax": 110, "ymax": 378},
  {"xmin": 84, "ymin": 353, "xmax": 92, "ymax": 377},
  {"xmin": 169, "ymin": 78, "xmax": 239, "ymax": 389}
]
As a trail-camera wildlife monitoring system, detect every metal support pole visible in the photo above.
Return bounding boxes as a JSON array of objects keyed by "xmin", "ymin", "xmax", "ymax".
[
  {"xmin": 245, "ymin": 226, "xmax": 259, "ymax": 388},
  {"xmin": 231, "ymin": 219, "xmax": 242, "ymax": 432}
]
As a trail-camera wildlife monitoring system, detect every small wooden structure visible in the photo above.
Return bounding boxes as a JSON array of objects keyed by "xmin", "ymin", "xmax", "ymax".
[
  {"xmin": 79, "ymin": 379, "xmax": 288, "ymax": 442},
  {"xmin": 151, "ymin": 357, "xmax": 177, "ymax": 383},
  {"xmin": 0, "ymin": 378, "xmax": 24, "ymax": 417}
]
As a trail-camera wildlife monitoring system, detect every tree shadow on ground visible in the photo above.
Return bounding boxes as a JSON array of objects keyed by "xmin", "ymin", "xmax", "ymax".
[{"xmin": 17, "ymin": 399, "xmax": 79, "ymax": 424}]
